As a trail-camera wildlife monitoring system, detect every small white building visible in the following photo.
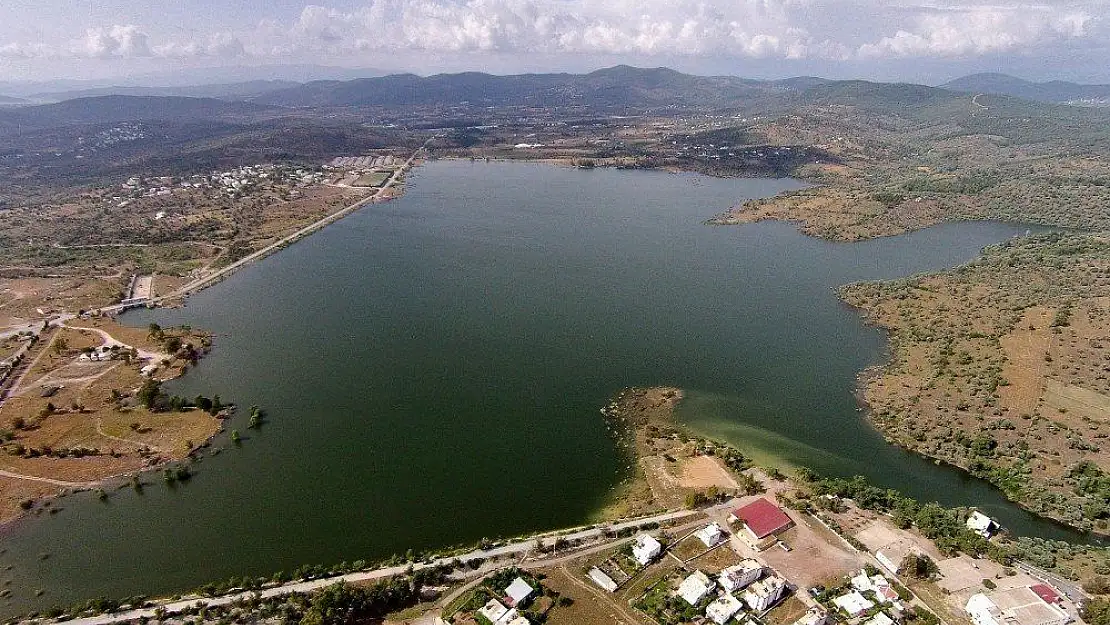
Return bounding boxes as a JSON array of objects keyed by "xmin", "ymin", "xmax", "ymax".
[
  {"xmin": 743, "ymin": 574, "xmax": 787, "ymax": 612},
  {"xmin": 966, "ymin": 588, "xmax": 1071, "ymax": 625},
  {"xmin": 707, "ymin": 594, "xmax": 744, "ymax": 624},
  {"xmin": 834, "ymin": 591, "xmax": 875, "ymax": 617},
  {"xmin": 499, "ymin": 609, "xmax": 531, "ymax": 625},
  {"xmin": 632, "ymin": 534, "xmax": 663, "ymax": 566},
  {"xmin": 695, "ymin": 522, "xmax": 725, "ymax": 547},
  {"xmin": 504, "ymin": 577, "xmax": 534, "ymax": 607},
  {"xmin": 678, "ymin": 570, "xmax": 716, "ymax": 606},
  {"xmin": 720, "ymin": 560, "xmax": 764, "ymax": 592},
  {"xmin": 793, "ymin": 608, "xmax": 831, "ymax": 625},
  {"xmin": 967, "ymin": 511, "xmax": 1000, "ymax": 538},
  {"xmin": 478, "ymin": 599, "xmax": 509, "ymax": 623},
  {"xmin": 864, "ymin": 613, "xmax": 895, "ymax": 625},
  {"xmin": 588, "ymin": 567, "xmax": 618, "ymax": 592}
]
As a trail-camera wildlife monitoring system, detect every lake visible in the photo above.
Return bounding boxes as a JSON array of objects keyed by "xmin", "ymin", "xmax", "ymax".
[{"xmin": 0, "ymin": 161, "xmax": 1082, "ymax": 616}]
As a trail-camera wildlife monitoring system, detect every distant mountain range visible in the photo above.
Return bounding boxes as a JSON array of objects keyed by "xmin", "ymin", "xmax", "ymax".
[
  {"xmin": 20, "ymin": 80, "xmax": 301, "ymax": 104},
  {"xmin": 0, "ymin": 95, "xmax": 273, "ymax": 137},
  {"xmin": 252, "ymin": 65, "xmax": 815, "ymax": 109},
  {"xmin": 941, "ymin": 73, "xmax": 1110, "ymax": 106}
]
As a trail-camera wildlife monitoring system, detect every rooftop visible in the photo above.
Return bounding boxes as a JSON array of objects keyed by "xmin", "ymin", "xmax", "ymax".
[{"xmin": 733, "ymin": 498, "xmax": 794, "ymax": 539}]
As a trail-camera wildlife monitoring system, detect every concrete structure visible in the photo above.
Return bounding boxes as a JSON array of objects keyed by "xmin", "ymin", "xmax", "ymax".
[
  {"xmin": 966, "ymin": 587, "xmax": 1071, "ymax": 625},
  {"xmin": 707, "ymin": 594, "xmax": 744, "ymax": 624},
  {"xmin": 793, "ymin": 608, "xmax": 830, "ymax": 625},
  {"xmin": 478, "ymin": 599, "xmax": 509, "ymax": 623},
  {"xmin": 499, "ymin": 609, "xmax": 531, "ymax": 625},
  {"xmin": 696, "ymin": 522, "xmax": 725, "ymax": 547},
  {"xmin": 743, "ymin": 574, "xmax": 788, "ymax": 612},
  {"xmin": 864, "ymin": 613, "xmax": 895, "ymax": 625},
  {"xmin": 588, "ymin": 567, "xmax": 618, "ymax": 592},
  {"xmin": 834, "ymin": 591, "xmax": 876, "ymax": 617},
  {"xmin": 967, "ymin": 511, "xmax": 1000, "ymax": 538},
  {"xmin": 720, "ymin": 560, "xmax": 764, "ymax": 592},
  {"xmin": 678, "ymin": 571, "xmax": 716, "ymax": 606},
  {"xmin": 632, "ymin": 534, "xmax": 663, "ymax": 566},
  {"xmin": 503, "ymin": 577, "xmax": 534, "ymax": 607},
  {"xmin": 731, "ymin": 498, "xmax": 795, "ymax": 548},
  {"xmin": 851, "ymin": 571, "xmax": 902, "ymax": 607}
]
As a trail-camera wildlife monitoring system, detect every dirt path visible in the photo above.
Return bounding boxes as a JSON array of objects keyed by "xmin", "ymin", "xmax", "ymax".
[
  {"xmin": 555, "ymin": 564, "xmax": 649, "ymax": 625},
  {"xmin": 0, "ymin": 468, "xmax": 95, "ymax": 488},
  {"xmin": 61, "ymin": 324, "xmax": 167, "ymax": 362}
]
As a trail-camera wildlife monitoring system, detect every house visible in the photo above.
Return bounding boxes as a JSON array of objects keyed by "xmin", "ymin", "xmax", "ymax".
[
  {"xmin": 730, "ymin": 498, "xmax": 795, "ymax": 548},
  {"xmin": 503, "ymin": 577, "xmax": 535, "ymax": 608},
  {"xmin": 966, "ymin": 587, "xmax": 1071, "ymax": 625},
  {"xmin": 696, "ymin": 522, "xmax": 725, "ymax": 547},
  {"xmin": 588, "ymin": 567, "xmax": 618, "ymax": 592},
  {"xmin": 632, "ymin": 534, "xmax": 663, "ymax": 565},
  {"xmin": 478, "ymin": 599, "xmax": 509, "ymax": 623},
  {"xmin": 707, "ymin": 594, "xmax": 744, "ymax": 624},
  {"xmin": 967, "ymin": 511, "xmax": 1000, "ymax": 538},
  {"xmin": 864, "ymin": 613, "xmax": 895, "ymax": 625},
  {"xmin": 793, "ymin": 608, "xmax": 831, "ymax": 625},
  {"xmin": 678, "ymin": 571, "xmax": 716, "ymax": 606},
  {"xmin": 743, "ymin": 574, "xmax": 788, "ymax": 612},
  {"xmin": 851, "ymin": 570, "xmax": 901, "ymax": 606},
  {"xmin": 720, "ymin": 559, "xmax": 764, "ymax": 592},
  {"xmin": 499, "ymin": 609, "xmax": 531, "ymax": 625},
  {"xmin": 834, "ymin": 591, "xmax": 875, "ymax": 617}
]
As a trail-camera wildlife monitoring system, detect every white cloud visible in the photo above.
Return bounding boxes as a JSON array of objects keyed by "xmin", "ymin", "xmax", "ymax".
[
  {"xmin": 74, "ymin": 25, "xmax": 152, "ymax": 58},
  {"xmin": 0, "ymin": 1, "xmax": 1104, "ymax": 72},
  {"xmin": 858, "ymin": 4, "xmax": 1096, "ymax": 58}
]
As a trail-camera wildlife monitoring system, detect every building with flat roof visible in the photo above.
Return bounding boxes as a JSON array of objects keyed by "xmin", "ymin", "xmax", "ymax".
[
  {"xmin": 696, "ymin": 522, "xmax": 725, "ymax": 547},
  {"xmin": 967, "ymin": 511, "xmax": 1000, "ymax": 538},
  {"xmin": 588, "ymin": 567, "xmax": 618, "ymax": 592},
  {"xmin": 707, "ymin": 594, "xmax": 744, "ymax": 625},
  {"xmin": 478, "ymin": 599, "xmax": 509, "ymax": 623},
  {"xmin": 503, "ymin": 577, "xmax": 535, "ymax": 608},
  {"xmin": 720, "ymin": 559, "xmax": 764, "ymax": 592},
  {"xmin": 793, "ymin": 608, "xmax": 830, "ymax": 625},
  {"xmin": 743, "ymin": 574, "xmax": 788, "ymax": 612},
  {"xmin": 966, "ymin": 587, "xmax": 1071, "ymax": 625},
  {"xmin": 678, "ymin": 571, "xmax": 716, "ymax": 606},
  {"xmin": 632, "ymin": 534, "xmax": 663, "ymax": 566},
  {"xmin": 834, "ymin": 591, "xmax": 875, "ymax": 617}
]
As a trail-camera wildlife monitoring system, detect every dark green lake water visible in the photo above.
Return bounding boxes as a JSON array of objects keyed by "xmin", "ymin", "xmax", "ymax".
[{"xmin": 0, "ymin": 161, "xmax": 1086, "ymax": 616}]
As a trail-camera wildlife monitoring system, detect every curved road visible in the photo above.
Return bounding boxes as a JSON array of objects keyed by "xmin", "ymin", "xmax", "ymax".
[{"xmin": 56, "ymin": 508, "xmax": 700, "ymax": 625}]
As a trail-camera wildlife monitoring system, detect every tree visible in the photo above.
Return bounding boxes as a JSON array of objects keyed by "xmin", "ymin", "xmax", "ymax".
[
  {"xmin": 52, "ymin": 337, "xmax": 69, "ymax": 354},
  {"xmin": 147, "ymin": 323, "xmax": 164, "ymax": 342},
  {"xmin": 137, "ymin": 380, "xmax": 162, "ymax": 410},
  {"xmin": 899, "ymin": 553, "xmax": 939, "ymax": 580}
]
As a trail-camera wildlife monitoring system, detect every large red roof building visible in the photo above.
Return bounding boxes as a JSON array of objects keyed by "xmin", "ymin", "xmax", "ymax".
[{"xmin": 730, "ymin": 498, "xmax": 795, "ymax": 546}]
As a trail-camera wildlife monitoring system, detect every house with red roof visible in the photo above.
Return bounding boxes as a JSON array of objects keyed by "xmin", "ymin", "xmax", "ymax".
[{"xmin": 730, "ymin": 498, "xmax": 795, "ymax": 549}]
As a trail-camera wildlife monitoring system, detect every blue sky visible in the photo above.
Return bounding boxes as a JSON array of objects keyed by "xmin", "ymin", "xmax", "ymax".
[{"xmin": 1, "ymin": 0, "xmax": 1109, "ymax": 84}]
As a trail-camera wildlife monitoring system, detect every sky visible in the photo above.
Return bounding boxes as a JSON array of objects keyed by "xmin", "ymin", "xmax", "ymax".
[{"xmin": 1, "ymin": 0, "xmax": 1109, "ymax": 86}]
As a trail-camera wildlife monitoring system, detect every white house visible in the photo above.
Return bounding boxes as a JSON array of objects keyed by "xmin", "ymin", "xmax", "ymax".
[
  {"xmin": 707, "ymin": 594, "xmax": 744, "ymax": 625},
  {"xmin": 834, "ymin": 591, "xmax": 875, "ymax": 617},
  {"xmin": 743, "ymin": 574, "xmax": 787, "ymax": 612},
  {"xmin": 632, "ymin": 534, "xmax": 663, "ymax": 566},
  {"xmin": 588, "ymin": 567, "xmax": 618, "ymax": 592},
  {"xmin": 966, "ymin": 588, "xmax": 1071, "ymax": 625},
  {"xmin": 720, "ymin": 560, "xmax": 764, "ymax": 592},
  {"xmin": 864, "ymin": 613, "xmax": 895, "ymax": 625},
  {"xmin": 678, "ymin": 571, "xmax": 716, "ymax": 606},
  {"xmin": 967, "ymin": 511, "xmax": 999, "ymax": 538},
  {"xmin": 504, "ymin": 577, "xmax": 534, "ymax": 607},
  {"xmin": 499, "ymin": 609, "xmax": 531, "ymax": 625},
  {"xmin": 695, "ymin": 522, "xmax": 725, "ymax": 547},
  {"xmin": 793, "ymin": 608, "xmax": 831, "ymax": 625},
  {"xmin": 478, "ymin": 599, "xmax": 509, "ymax": 623}
]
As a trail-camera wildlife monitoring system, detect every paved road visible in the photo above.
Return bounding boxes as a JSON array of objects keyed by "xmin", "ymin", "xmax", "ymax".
[
  {"xmin": 142, "ymin": 143, "xmax": 428, "ymax": 306},
  {"xmin": 55, "ymin": 508, "xmax": 700, "ymax": 625}
]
